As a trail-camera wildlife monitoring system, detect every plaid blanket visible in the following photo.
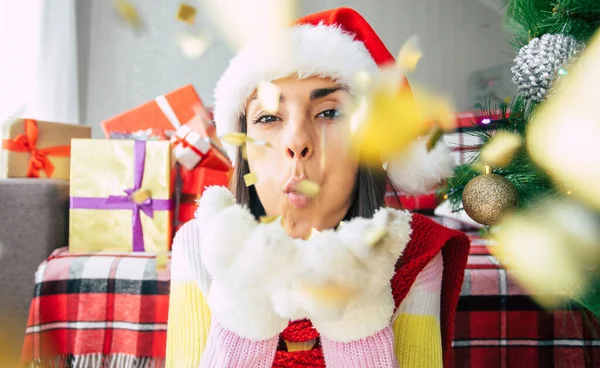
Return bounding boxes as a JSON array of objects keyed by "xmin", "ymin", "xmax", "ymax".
[
  {"xmin": 21, "ymin": 234, "xmax": 600, "ymax": 367},
  {"xmin": 21, "ymin": 250, "xmax": 170, "ymax": 367},
  {"xmin": 456, "ymin": 235, "xmax": 600, "ymax": 367}
]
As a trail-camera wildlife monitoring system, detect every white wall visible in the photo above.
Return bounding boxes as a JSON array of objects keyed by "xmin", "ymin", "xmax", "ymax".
[{"xmin": 78, "ymin": 0, "xmax": 514, "ymax": 136}]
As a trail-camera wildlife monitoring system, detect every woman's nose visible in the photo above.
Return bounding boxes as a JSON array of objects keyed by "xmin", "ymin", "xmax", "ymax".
[
  {"xmin": 286, "ymin": 145, "xmax": 312, "ymax": 159},
  {"xmin": 284, "ymin": 122, "xmax": 314, "ymax": 160}
]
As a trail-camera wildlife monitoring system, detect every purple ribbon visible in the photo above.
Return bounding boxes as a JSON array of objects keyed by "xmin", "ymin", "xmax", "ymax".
[{"xmin": 70, "ymin": 140, "xmax": 173, "ymax": 251}]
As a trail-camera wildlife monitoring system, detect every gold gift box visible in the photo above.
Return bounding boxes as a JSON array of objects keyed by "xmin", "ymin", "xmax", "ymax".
[
  {"xmin": 69, "ymin": 139, "xmax": 174, "ymax": 253},
  {"xmin": 1, "ymin": 118, "xmax": 91, "ymax": 180}
]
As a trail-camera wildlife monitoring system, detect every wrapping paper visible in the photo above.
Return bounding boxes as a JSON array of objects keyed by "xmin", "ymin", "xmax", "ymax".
[
  {"xmin": 177, "ymin": 166, "xmax": 231, "ymax": 226},
  {"xmin": 1, "ymin": 118, "xmax": 91, "ymax": 180},
  {"xmin": 170, "ymin": 125, "xmax": 212, "ymax": 170},
  {"xmin": 101, "ymin": 85, "xmax": 203, "ymax": 137},
  {"xmin": 69, "ymin": 139, "xmax": 174, "ymax": 253}
]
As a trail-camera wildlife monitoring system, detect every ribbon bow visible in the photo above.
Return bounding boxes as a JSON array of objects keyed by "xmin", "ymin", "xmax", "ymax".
[
  {"xmin": 172, "ymin": 129, "xmax": 209, "ymax": 159},
  {"xmin": 105, "ymin": 140, "xmax": 155, "ymax": 252},
  {"xmin": 1, "ymin": 119, "xmax": 70, "ymax": 178}
]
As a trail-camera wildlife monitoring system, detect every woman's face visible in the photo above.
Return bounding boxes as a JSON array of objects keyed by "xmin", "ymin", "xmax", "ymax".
[{"xmin": 245, "ymin": 76, "xmax": 359, "ymax": 238}]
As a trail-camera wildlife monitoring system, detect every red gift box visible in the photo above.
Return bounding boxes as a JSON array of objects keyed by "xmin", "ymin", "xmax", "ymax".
[
  {"xmin": 177, "ymin": 166, "xmax": 232, "ymax": 228},
  {"xmin": 101, "ymin": 85, "xmax": 207, "ymax": 137}
]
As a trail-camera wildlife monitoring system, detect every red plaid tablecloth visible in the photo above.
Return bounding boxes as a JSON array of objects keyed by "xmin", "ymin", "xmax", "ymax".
[
  {"xmin": 22, "ymin": 233, "xmax": 600, "ymax": 367},
  {"xmin": 456, "ymin": 234, "xmax": 600, "ymax": 368}
]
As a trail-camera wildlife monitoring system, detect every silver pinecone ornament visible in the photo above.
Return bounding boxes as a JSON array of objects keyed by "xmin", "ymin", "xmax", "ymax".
[{"xmin": 511, "ymin": 34, "xmax": 584, "ymax": 102}]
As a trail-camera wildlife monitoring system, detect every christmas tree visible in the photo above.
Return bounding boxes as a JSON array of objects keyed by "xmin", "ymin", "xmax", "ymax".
[
  {"xmin": 443, "ymin": 0, "xmax": 600, "ymax": 221},
  {"xmin": 443, "ymin": 0, "xmax": 600, "ymax": 316}
]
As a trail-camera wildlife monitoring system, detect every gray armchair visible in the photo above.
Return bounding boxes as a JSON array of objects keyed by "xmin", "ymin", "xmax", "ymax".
[{"xmin": 0, "ymin": 179, "xmax": 69, "ymax": 355}]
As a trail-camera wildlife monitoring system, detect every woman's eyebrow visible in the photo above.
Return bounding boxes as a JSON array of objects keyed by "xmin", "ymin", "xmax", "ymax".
[{"xmin": 310, "ymin": 86, "xmax": 348, "ymax": 101}]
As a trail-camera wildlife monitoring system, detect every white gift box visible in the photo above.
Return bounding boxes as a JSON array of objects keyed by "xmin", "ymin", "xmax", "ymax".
[{"xmin": 170, "ymin": 125, "xmax": 211, "ymax": 170}]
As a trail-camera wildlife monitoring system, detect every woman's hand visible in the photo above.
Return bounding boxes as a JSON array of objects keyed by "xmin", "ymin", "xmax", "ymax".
[
  {"xmin": 197, "ymin": 186, "xmax": 300, "ymax": 341},
  {"xmin": 274, "ymin": 208, "xmax": 412, "ymax": 342}
]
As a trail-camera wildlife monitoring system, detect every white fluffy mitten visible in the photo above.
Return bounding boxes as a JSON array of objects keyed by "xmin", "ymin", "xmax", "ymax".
[
  {"xmin": 277, "ymin": 208, "xmax": 412, "ymax": 342},
  {"xmin": 198, "ymin": 186, "xmax": 300, "ymax": 341}
]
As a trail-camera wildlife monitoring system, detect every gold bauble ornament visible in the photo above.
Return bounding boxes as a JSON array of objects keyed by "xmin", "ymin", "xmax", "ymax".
[{"xmin": 462, "ymin": 168, "xmax": 519, "ymax": 226}]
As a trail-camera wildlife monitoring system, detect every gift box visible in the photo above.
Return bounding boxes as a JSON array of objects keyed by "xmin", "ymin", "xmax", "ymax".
[
  {"xmin": 1, "ymin": 118, "xmax": 91, "ymax": 180},
  {"xmin": 177, "ymin": 165, "xmax": 232, "ymax": 227},
  {"xmin": 171, "ymin": 124, "xmax": 231, "ymax": 170},
  {"xmin": 101, "ymin": 84, "xmax": 205, "ymax": 137},
  {"xmin": 69, "ymin": 139, "xmax": 174, "ymax": 252},
  {"xmin": 170, "ymin": 125, "xmax": 212, "ymax": 170}
]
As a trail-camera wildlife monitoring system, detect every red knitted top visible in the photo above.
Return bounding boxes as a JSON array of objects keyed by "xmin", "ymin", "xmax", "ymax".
[{"xmin": 272, "ymin": 213, "xmax": 471, "ymax": 367}]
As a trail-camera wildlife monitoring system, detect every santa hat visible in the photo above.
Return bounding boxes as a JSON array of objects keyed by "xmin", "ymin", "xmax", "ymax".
[{"xmin": 213, "ymin": 7, "xmax": 454, "ymax": 195}]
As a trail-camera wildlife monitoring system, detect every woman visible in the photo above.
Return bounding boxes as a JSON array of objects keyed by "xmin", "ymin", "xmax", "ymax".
[{"xmin": 166, "ymin": 7, "xmax": 469, "ymax": 368}]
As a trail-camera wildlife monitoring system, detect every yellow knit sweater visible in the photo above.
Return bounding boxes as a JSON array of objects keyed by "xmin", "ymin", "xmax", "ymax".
[{"xmin": 166, "ymin": 220, "xmax": 443, "ymax": 367}]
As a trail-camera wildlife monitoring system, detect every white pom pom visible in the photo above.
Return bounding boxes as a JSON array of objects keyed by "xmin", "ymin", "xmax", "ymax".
[
  {"xmin": 386, "ymin": 138, "xmax": 455, "ymax": 195},
  {"xmin": 194, "ymin": 186, "xmax": 236, "ymax": 223},
  {"xmin": 201, "ymin": 205, "xmax": 256, "ymax": 281}
]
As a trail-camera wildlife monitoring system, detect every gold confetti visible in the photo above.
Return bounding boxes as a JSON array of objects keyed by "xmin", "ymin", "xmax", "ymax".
[
  {"xmin": 303, "ymin": 227, "xmax": 320, "ymax": 240},
  {"xmin": 492, "ymin": 200, "xmax": 600, "ymax": 308},
  {"xmin": 257, "ymin": 81, "xmax": 281, "ymax": 113},
  {"xmin": 366, "ymin": 226, "xmax": 387, "ymax": 247},
  {"xmin": 397, "ymin": 35, "xmax": 423, "ymax": 72},
  {"xmin": 320, "ymin": 125, "xmax": 327, "ymax": 170},
  {"xmin": 353, "ymin": 70, "xmax": 372, "ymax": 93},
  {"xmin": 527, "ymin": 31, "xmax": 600, "ymax": 210},
  {"xmin": 176, "ymin": 3, "xmax": 197, "ymax": 24},
  {"xmin": 428, "ymin": 97, "xmax": 457, "ymax": 132},
  {"xmin": 241, "ymin": 145, "xmax": 248, "ymax": 160},
  {"xmin": 130, "ymin": 189, "xmax": 151, "ymax": 204},
  {"xmin": 298, "ymin": 282, "xmax": 356, "ymax": 306},
  {"xmin": 201, "ymin": 0, "xmax": 296, "ymax": 52},
  {"xmin": 176, "ymin": 32, "xmax": 210, "ymax": 59},
  {"xmin": 156, "ymin": 252, "xmax": 169, "ymax": 272},
  {"xmin": 221, "ymin": 132, "xmax": 247, "ymax": 146},
  {"xmin": 351, "ymin": 83, "xmax": 431, "ymax": 164},
  {"xmin": 244, "ymin": 172, "xmax": 258, "ymax": 187},
  {"xmin": 259, "ymin": 215, "xmax": 280, "ymax": 224},
  {"xmin": 246, "ymin": 136, "xmax": 273, "ymax": 148},
  {"xmin": 480, "ymin": 131, "xmax": 522, "ymax": 167},
  {"xmin": 296, "ymin": 179, "xmax": 320, "ymax": 197},
  {"xmin": 426, "ymin": 127, "xmax": 443, "ymax": 152},
  {"xmin": 115, "ymin": 0, "xmax": 142, "ymax": 30}
]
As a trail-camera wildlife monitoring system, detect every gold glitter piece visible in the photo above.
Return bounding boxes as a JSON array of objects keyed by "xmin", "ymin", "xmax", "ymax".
[
  {"xmin": 259, "ymin": 215, "xmax": 280, "ymax": 224},
  {"xmin": 352, "ymin": 85, "xmax": 430, "ymax": 164},
  {"xmin": 296, "ymin": 179, "xmax": 320, "ymax": 197},
  {"xmin": 246, "ymin": 137, "xmax": 273, "ymax": 148},
  {"xmin": 176, "ymin": 3, "xmax": 197, "ymax": 24},
  {"xmin": 241, "ymin": 145, "xmax": 248, "ymax": 160},
  {"xmin": 221, "ymin": 132, "xmax": 247, "ymax": 146},
  {"xmin": 480, "ymin": 131, "xmax": 522, "ymax": 167},
  {"xmin": 366, "ymin": 226, "xmax": 387, "ymax": 247},
  {"xmin": 298, "ymin": 282, "xmax": 355, "ymax": 305},
  {"xmin": 426, "ymin": 127, "xmax": 443, "ymax": 151},
  {"xmin": 156, "ymin": 252, "xmax": 169, "ymax": 272},
  {"xmin": 257, "ymin": 82, "xmax": 281, "ymax": 113},
  {"xmin": 115, "ymin": 0, "xmax": 142, "ymax": 29},
  {"xmin": 397, "ymin": 35, "xmax": 422, "ymax": 72},
  {"xmin": 526, "ymin": 31, "xmax": 600, "ymax": 210},
  {"xmin": 244, "ymin": 172, "xmax": 258, "ymax": 187},
  {"xmin": 130, "ymin": 189, "xmax": 151, "ymax": 204},
  {"xmin": 462, "ymin": 173, "xmax": 518, "ymax": 226},
  {"xmin": 176, "ymin": 32, "xmax": 210, "ymax": 59},
  {"xmin": 303, "ymin": 227, "xmax": 320, "ymax": 240},
  {"xmin": 320, "ymin": 125, "xmax": 327, "ymax": 170}
]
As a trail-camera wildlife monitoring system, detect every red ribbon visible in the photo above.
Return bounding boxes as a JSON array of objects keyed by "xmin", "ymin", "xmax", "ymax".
[
  {"xmin": 1, "ymin": 119, "xmax": 71, "ymax": 178},
  {"xmin": 172, "ymin": 131, "xmax": 208, "ymax": 160}
]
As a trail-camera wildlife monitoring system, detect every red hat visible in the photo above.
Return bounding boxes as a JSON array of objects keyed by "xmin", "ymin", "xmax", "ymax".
[
  {"xmin": 294, "ymin": 8, "xmax": 396, "ymax": 67},
  {"xmin": 213, "ymin": 7, "xmax": 454, "ymax": 194}
]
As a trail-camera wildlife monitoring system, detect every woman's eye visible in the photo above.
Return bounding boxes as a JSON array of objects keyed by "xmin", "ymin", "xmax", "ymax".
[
  {"xmin": 317, "ymin": 109, "xmax": 341, "ymax": 119},
  {"xmin": 255, "ymin": 115, "xmax": 279, "ymax": 124}
]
